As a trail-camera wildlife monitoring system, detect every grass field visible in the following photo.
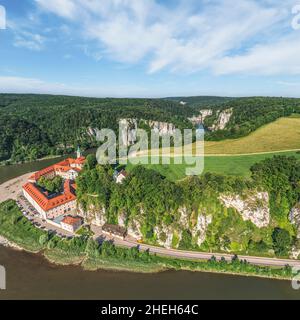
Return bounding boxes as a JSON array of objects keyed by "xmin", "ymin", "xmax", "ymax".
[
  {"xmin": 127, "ymin": 116, "xmax": 300, "ymax": 180},
  {"xmin": 126, "ymin": 151, "xmax": 300, "ymax": 180},
  {"xmin": 203, "ymin": 116, "xmax": 300, "ymax": 154}
]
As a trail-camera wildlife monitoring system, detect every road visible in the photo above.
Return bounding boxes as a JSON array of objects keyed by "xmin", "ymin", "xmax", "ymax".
[
  {"xmin": 2, "ymin": 173, "xmax": 300, "ymax": 269},
  {"xmin": 90, "ymin": 225, "xmax": 300, "ymax": 268}
]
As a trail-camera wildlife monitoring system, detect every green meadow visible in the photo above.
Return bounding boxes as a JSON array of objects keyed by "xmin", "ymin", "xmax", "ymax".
[{"xmin": 126, "ymin": 151, "xmax": 300, "ymax": 181}]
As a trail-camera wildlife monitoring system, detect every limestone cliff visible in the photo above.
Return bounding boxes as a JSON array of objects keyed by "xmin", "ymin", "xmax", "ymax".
[
  {"xmin": 210, "ymin": 108, "xmax": 233, "ymax": 131},
  {"xmin": 219, "ymin": 191, "xmax": 270, "ymax": 228},
  {"xmin": 80, "ymin": 204, "xmax": 107, "ymax": 226},
  {"xmin": 118, "ymin": 118, "xmax": 177, "ymax": 146},
  {"xmin": 192, "ymin": 214, "xmax": 213, "ymax": 246},
  {"xmin": 188, "ymin": 109, "xmax": 213, "ymax": 126}
]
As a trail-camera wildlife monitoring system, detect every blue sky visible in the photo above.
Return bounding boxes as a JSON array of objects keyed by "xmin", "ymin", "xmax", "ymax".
[{"xmin": 0, "ymin": 0, "xmax": 300, "ymax": 98}]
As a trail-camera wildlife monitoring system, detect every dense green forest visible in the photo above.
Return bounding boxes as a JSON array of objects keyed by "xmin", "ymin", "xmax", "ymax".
[
  {"xmin": 1, "ymin": 94, "xmax": 300, "ymax": 163},
  {"xmin": 0, "ymin": 94, "xmax": 195, "ymax": 162},
  {"xmin": 203, "ymin": 97, "xmax": 300, "ymax": 140},
  {"xmin": 164, "ymin": 95, "xmax": 235, "ymax": 107},
  {"xmin": 76, "ymin": 155, "xmax": 300, "ymax": 258}
]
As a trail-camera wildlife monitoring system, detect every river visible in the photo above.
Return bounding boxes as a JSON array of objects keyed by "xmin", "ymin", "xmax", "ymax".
[{"xmin": 0, "ymin": 156, "xmax": 300, "ymax": 299}]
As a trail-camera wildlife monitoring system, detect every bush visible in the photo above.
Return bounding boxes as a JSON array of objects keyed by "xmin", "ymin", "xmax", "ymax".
[
  {"xmin": 39, "ymin": 234, "xmax": 49, "ymax": 246},
  {"xmin": 272, "ymin": 228, "xmax": 291, "ymax": 256}
]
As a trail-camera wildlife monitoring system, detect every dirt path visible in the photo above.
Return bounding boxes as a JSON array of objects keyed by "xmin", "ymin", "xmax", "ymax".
[
  {"xmin": 0, "ymin": 172, "xmax": 35, "ymax": 203},
  {"xmin": 133, "ymin": 148, "xmax": 300, "ymax": 158}
]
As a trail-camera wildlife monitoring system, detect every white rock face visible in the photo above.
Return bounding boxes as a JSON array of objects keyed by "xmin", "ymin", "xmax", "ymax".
[
  {"xmin": 127, "ymin": 220, "xmax": 143, "ymax": 240},
  {"xmin": 192, "ymin": 214, "xmax": 212, "ymax": 246},
  {"xmin": 290, "ymin": 246, "xmax": 300, "ymax": 259},
  {"xmin": 118, "ymin": 211, "xmax": 127, "ymax": 227},
  {"xmin": 154, "ymin": 224, "xmax": 173, "ymax": 249},
  {"xmin": 200, "ymin": 109, "xmax": 213, "ymax": 121},
  {"xmin": 147, "ymin": 120, "xmax": 176, "ymax": 136},
  {"xmin": 289, "ymin": 204, "xmax": 300, "ymax": 238},
  {"xmin": 188, "ymin": 109, "xmax": 213, "ymax": 125},
  {"xmin": 93, "ymin": 206, "xmax": 107, "ymax": 226},
  {"xmin": 119, "ymin": 118, "xmax": 138, "ymax": 146},
  {"xmin": 80, "ymin": 204, "xmax": 107, "ymax": 226},
  {"xmin": 118, "ymin": 118, "xmax": 176, "ymax": 146},
  {"xmin": 178, "ymin": 206, "xmax": 189, "ymax": 228},
  {"xmin": 211, "ymin": 108, "xmax": 233, "ymax": 131},
  {"xmin": 220, "ymin": 192, "xmax": 270, "ymax": 228}
]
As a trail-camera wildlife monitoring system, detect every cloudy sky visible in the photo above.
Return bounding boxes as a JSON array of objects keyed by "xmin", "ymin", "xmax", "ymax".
[{"xmin": 0, "ymin": 0, "xmax": 300, "ymax": 97}]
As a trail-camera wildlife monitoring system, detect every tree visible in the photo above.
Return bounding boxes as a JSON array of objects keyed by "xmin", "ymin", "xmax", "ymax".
[
  {"xmin": 85, "ymin": 154, "xmax": 97, "ymax": 170},
  {"xmin": 39, "ymin": 234, "xmax": 49, "ymax": 246},
  {"xmin": 85, "ymin": 238, "xmax": 100, "ymax": 257},
  {"xmin": 272, "ymin": 227, "xmax": 291, "ymax": 256}
]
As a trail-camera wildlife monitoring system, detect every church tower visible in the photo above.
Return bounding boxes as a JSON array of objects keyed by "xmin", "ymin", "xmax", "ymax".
[{"xmin": 76, "ymin": 146, "xmax": 82, "ymax": 159}]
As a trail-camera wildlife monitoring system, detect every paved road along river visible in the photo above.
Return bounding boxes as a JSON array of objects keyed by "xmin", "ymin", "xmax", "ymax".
[{"xmin": 1, "ymin": 156, "xmax": 300, "ymax": 299}]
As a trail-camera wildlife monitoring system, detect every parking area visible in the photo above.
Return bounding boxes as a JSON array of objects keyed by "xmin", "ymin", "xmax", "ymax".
[{"xmin": 16, "ymin": 193, "xmax": 75, "ymax": 239}]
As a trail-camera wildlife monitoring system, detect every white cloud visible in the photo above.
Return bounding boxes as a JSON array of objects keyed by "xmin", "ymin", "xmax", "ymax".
[
  {"xmin": 213, "ymin": 35, "xmax": 300, "ymax": 75},
  {"xmin": 0, "ymin": 75, "xmax": 151, "ymax": 97},
  {"xmin": 35, "ymin": 0, "xmax": 78, "ymax": 19},
  {"xmin": 32, "ymin": 0, "xmax": 300, "ymax": 75},
  {"xmin": 13, "ymin": 31, "xmax": 45, "ymax": 51},
  {"xmin": 0, "ymin": 76, "xmax": 67, "ymax": 93},
  {"xmin": 81, "ymin": 45, "xmax": 102, "ymax": 62},
  {"xmin": 7, "ymin": 19, "xmax": 46, "ymax": 51}
]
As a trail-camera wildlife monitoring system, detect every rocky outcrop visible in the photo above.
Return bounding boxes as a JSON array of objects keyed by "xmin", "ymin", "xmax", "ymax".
[
  {"xmin": 289, "ymin": 204, "xmax": 300, "ymax": 239},
  {"xmin": 188, "ymin": 109, "xmax": 213, "ymax": 126},
  {"xmin": 147, "ymin": 120, "xmax": 176, "ymax": 136},
  {"xmin": 200, "ymin": 109, "xmax": 213, "ymax": 121},
  {"xmin": 118, "ymin": 118, "xmax": 177, "ymax": 146},
  {"xmin": 210, "ymin": 108, "xmax": 233, "ymax": 131},
  {"xmin": 119, "ymin": 118, "xmax": 138, "ymax": 146},
  {"xmin": 290, "ymin": 246, "xmax": 300, "ymax": 259},
  {"xmin": 117, "ymin": 211, "xmax": 127, "ymax": 228},
  {"xmin": 178, "ymin": 206, "xmax": 189, "ymax": 228},
  {"xmin": 81, "ymin": 204, "xmax": 107, "ymax": 226},
  {"xmin": 154, "ymin": 224, "xmax": 173, "ymax": 249},
  {"xmin": 127, "ymin": 220, "xmax": 143, "ymax": 240},
  {"xmin": 220, "ymin": 191, "xmax": 270, "ymax": 228},
  {"xmin": 192, "ymin": 214, "xmax": 212, "ymax": 246}
]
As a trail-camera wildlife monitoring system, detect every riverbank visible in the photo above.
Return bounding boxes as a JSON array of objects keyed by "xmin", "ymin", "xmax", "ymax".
[
  {"xmin": 0, "ymin": 171, "xmax": 35, "ymax": 203},
  {"xmin": 0, "ymin": 235, "xmax": 23, "ymax": 250},
  {"xmin": 0, "ymin": 154, "xmax": 61, "ymax": 167},
  {"xmin": 0, "ymin": 200, "xmax": 295, "ymax": 280}
]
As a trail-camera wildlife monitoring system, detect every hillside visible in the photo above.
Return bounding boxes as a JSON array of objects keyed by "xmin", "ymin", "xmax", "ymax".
[
  {"xmin": 203, "ymin": 116, "xmax": 300, "ymax": 154},
  {"xmin": 77, "ymin": 156, "xmax": 300, "ymax": 258},
  {"xmin": 201, "ymin": 97, "xmax": 300, "ymax": 140},
  {"xmin": 164, "ymin": 96, "xmax": 234, "ymax": 107},
  {"xmin": 126, "ymin": 151, "xmax": 300, "ymax": 180},
  {"xmin": 0, "ymin": 94, "xmax": 195, "ymax": 163},
  {"xmin": 130, "ymin": 116, "xmax": 300, "ymax": 179},
  {"xmin": 1, "ymin": 94, "xmax": 300, "ymax": 164}
]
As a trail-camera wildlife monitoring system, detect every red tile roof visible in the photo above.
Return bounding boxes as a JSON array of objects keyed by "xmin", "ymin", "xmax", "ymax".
[
  {"xmin": 61, "ymin": 216, "xmax": 82, "ymax": 226},
  {"xmin": 23, "ymin": 179, "xmax": 76, "ymax": 211},
  {"xmin": 23, "ymin": 156, "xmax": 85, "ymax": 212},
  {"xmin": 29, "ymin": 157, "xmax": 85, "ymax": 182}
]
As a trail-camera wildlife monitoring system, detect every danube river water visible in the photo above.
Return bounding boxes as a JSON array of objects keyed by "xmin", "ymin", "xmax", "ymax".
[{"xmin": 0, "ymin": 156, "xmax": 300, "ymax": 299}]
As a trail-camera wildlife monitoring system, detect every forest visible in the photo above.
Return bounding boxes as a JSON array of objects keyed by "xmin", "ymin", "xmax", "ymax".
[
  {"xmin": 1, "ymin": 94, "xmax": 300, "ymax": 163},
  {"xmin": 203, "ymin": 97, "xmax": 300, "ymax": 140},
  {"xmin": 0, "ymin": 94, "xmax": 195, "ymax": 163},
  {"xmin": 76, "ymin": 155, "xmax": 300, "ymax": 258}
]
